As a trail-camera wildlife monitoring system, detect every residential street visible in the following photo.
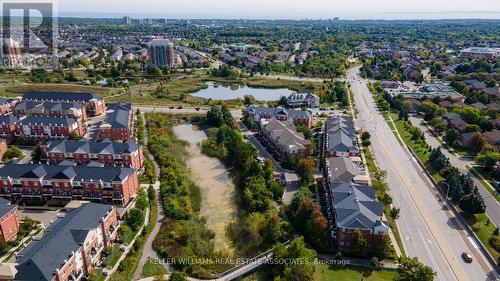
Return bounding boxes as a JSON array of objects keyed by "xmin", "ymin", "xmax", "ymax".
[
  {"xmin": 348, "ymin": 66, "xmax": 496, "ymax": 281},
  {"xmin": 409, "ymin": 116, "xmax": 500, "ymax": 227}
]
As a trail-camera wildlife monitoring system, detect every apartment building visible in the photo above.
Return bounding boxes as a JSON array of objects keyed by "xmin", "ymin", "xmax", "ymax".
[
  {"xmin": 99, "ymin": 103, "xmax": 133, "ymax": 142},
  {"xmin": 0, "ymin": 99, "xmax": 12, "ymax": 115},
  {"xmin": 0, "ymin": 163, "xmax": 139, "ymax": 206},
  {"xmin": 0, "ymin": 197, "xmax": 20, "ymax": 242},
  {"xmin": 149, "ymin": 39, "xmax": 175, "ymax": 67},
  {"xmin": 22, "ymin": 92, "xmax": 106, "ymax": 117},
  {"xmin": 244, "ymin": 105, "xmax": 314, "ymax": 128},
  {"xmin": 286, "ymin": 93, "xmax": 320, "ymax": 108},
  {"xmin": 0, "ymin": 116, "xmax": 84, "ymax": 141},
  {"xmin": 41, "ymin": 140, "xmax": 144, "ymax": 169},
  {"xmin": 15, "ymin": 203, "xmax": 120, "ymax": 281}
]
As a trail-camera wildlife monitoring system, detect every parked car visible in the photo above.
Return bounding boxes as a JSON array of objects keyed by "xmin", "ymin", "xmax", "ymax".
[{"xmin": 461, "ymin": 252, "xmax": 473, "ymax": 263}]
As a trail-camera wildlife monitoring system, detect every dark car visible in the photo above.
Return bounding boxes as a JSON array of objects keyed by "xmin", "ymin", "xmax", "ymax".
[{"xmin": 461, "ymin": 252, "xmax": 473, "ymax": 263}]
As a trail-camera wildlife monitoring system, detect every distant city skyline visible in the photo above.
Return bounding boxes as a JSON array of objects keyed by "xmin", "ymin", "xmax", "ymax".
[{"xmin": 57, "ymin": 0, "xmax": 500, "ymax": 20}]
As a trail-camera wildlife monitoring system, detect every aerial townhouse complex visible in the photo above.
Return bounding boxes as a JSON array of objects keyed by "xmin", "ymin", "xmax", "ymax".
[
  {"xmin": 98, "ymin": 102, "xmax": 133, "ymax": 142},
  {"xmin": 0, "ymin": 115, "xmax": 84, "ymax": 141},
  {"xmin": 14, "ymin": 101, "xmax": 87, "ymax": 121},
  {"xmin": 244, "ymin": 105, "xmax": 314, "ymax": 128},
  {"xmin": 15, "ymin": 203, "xmax": 120, "ymax": 281},
  {"xmin": 0, "ymin": 162, "xmax": 139, "ymax": 206},
  {"xmin": 0, "ymin": 197, "xmax": 20, "ymax": 242},
  {"xmin": 322, "ymin": 115, "xmax": 389, "ymax": 253},
  {"xmin": 41, "ymin": 140, "xmax": 144, "ymax": 169},
  {"xmin": 22, "ymin": 92, "xmax": 106, "ymax": 117}
]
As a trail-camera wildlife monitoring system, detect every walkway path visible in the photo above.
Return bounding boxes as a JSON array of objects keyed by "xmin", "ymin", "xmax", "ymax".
[{"xmin": 133, "ymin": 113, "xmax": 169, "ymax": 279}]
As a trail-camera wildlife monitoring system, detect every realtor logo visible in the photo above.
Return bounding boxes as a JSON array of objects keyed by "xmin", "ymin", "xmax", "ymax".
[{"xmin": 1, "ymin": 1, "xmax": 57, "ymax": 67}]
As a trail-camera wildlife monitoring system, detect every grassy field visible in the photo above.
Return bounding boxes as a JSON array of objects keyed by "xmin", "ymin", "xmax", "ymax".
[
  {"xmin": 313, "ymin": 264, "xmax": 398, "ymax": 281},
  {"xmin": 141, "ymin": 257, "xmax": 167, "ymax": 278},
  {"xmin": 102, "ymin": 245, "xmax": 124, "ymax": 269},
  {"xmin": 0, "ymin": 83, "xmax": 120, "ymax": 98},
  {"xmin": 463, "ymin": 212, "xmax": 499, "ymax": 262}
]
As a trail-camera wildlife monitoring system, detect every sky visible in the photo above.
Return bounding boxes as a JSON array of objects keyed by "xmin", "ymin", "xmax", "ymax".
[{"xmin": 57, "ymin": 0, "xmax": 500, "ymax": 20}]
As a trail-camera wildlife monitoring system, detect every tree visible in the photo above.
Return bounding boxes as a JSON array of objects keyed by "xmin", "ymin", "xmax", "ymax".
[
  {"xmin": 459, "ymin": 187, "xmax": 486, "ymax": 214},
  {"xmin": 371, "ymin": 235, "xmax": 392, "ymax": 258},
  {"xmin": 428, "ymin": 148, "xmax": 449, "ymax": 172},
  {"xmin": 390, "ymin": 207, "xmax": 400, "ymax": 219},
  {"xmin": 469, "ymin": 133, "xmax": 486, "ymax": 153},
  {"xmin": 477, "ymin": 152, "xmax": 500, "ymax": 171},
  {"xmin": 69, "ymin": 131, "xmax": 81, "ymax": 141},
  {"xmin": 396, "ymin": 257, "xmax": 436, "ymax": 281},
  {"xmin": 168, "ymin": 272, "xmax": 187, "ymax": 281},
  {"xmin": 206, "ymin": 106, "xmax": 224, "ymax": 127},
  {"xmin": 350, "ymin": 229, "xmax": 368, "ymax": 257},
  {"xmin": 273, "ymin": 237, "xmax": 316, "ymax": 281},
  {"xmin": 244, "ymin": 95, "xmax": 256, "ymax": 105},
  {"xmin": 126, "ymin": 208, "xmax": 144, "ymax": 231},
  {"xmin": 296, "ymin": 126, "xmax": 312, "ymax": 139},
  {"xmin": 31, "ymin": 145, "xmax": 42, "ymax": 163},
  {"xmin": 371, "ymin": 256, "xmax": 379, "ymax": 269},
  {"xmin": 295, "ymin": 159, "xmax": 315, "ymax": 183},
  {"xmin": 361, "ymin": 131, "xmax": 371, "ymax": 147},
  {"xmin": 3, "ymin": 146, "xmax": 23, "ymax": 162},
  {"xmin": 444, "ymin": 128, "xmax": 461, "ymax": 147},
  {"xmin": 243, "ymin": 176, "xmax": 272, "ymax": 213}
]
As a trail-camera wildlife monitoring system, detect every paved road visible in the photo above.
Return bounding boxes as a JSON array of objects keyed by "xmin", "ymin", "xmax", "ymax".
[
  {"xmin": 409, "ymin": 116, "xmax": 500, "ymax": 227},
  {"xmin": 348, "ymin": 66, "xmax": 496, "ymax": 281}
]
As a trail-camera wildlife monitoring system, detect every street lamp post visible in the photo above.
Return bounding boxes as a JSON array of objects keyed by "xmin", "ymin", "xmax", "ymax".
[{"xmin": 442, "ymin": 182, "xmax": 451, "ymax": 202}]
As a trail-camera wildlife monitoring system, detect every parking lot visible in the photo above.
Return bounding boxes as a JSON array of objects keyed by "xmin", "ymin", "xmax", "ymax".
[{"xmin": 19, "ymin": 209, "xmax": 63, "ymax": 228}]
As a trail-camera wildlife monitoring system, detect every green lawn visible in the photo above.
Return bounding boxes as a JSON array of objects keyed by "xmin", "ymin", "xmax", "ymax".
[
  {"xmin": 141, "ymin": 257, "xmax": 167, "ymax": 278},
  {"xmin": 314, "ymin": 264, "xmax": 398, "ymax": 281},
  {"xmin": 462, "ymin": 212, "xmax": 499, "ymax": 262},
  {"xmin": 102, "ymin": 245, "xmax": 123, "ymax": 269}
]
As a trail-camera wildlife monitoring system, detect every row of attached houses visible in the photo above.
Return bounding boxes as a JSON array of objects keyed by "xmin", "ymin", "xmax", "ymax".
[
  {"xmin": 0, "ymin": 197, "xmax": 20, "ymax": 242},
  {"xmin": 260, "ymin": 119, "xmax": 312, "ymax": 158},
  {"xmin": 324, "ymin": 116, "xmax": 359, "ymax": 157},
  {"xmin": 13, "ymin": 101, "xmax": 87, "ymax": 121},
  {"xmin": 22, "ymin": 92, "xmax": 106, "ymax": 117},
  {"xmin": 14, "ymin": 203, "xmax": 120, "ymax": 281},
  {"xmin": 322, "ymin": 115, "xmax": 388, "ymax": 253},
  {"xmin": 244, "ymin": 105, "xmax": 314, "ymax": 128},
  {"xmin": 41, "ymin": 140, "xmax": 144, "ymax": 169},
  {"xmin": 0, "ymin": 163, "xmax": 139, "ymax": 206},
  {"xmin": 98, "ymin": 103, "xmax": 133, "ymax": 142},
  {"xmin": 0, "ymin": 115, "xmax": 84, "ymax": 141}
]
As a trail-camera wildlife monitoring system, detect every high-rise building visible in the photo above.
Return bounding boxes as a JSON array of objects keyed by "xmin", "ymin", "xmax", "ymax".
[
  {"xmin": 149, "ymin": 39, "xmax": 175, "ymax": 67},
  {"xmin": 123, "ymin": 16, "xmax": 132, "ymax": 25},
  {"xmin": 1, "ymin": 38, "xmax": 22, "ymax": 67}
]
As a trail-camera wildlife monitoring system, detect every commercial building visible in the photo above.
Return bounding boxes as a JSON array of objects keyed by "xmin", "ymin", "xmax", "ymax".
[
  {"xmin": 22, "ymin": 92, "xmax": 106, "ymax": 117},
  {"xmin": 98, "ymin": 103, "xmax": 133, "ymax": 142},
  {"xmin": 286, "ymin": 93, "xmax": 320, "ymax": 108},
  {"xmin": 15, "ymin": 203, "xmax": 120, "ymax": 281},
  {"xmin": 460, "ymin": 47, "xmax": 500, "ymax": 59},
  {"xmin": 149, "ymin": 39, "xmax": 175, "ymax": 67},
  {"xmin": 41, "ymin": 140, "xmax": 144, "ymax": 169},
  {"xmin": 0, "ymin": 163, "xmax": 139, "ymax": 206},
  {"xmin": 244, "ymin": 105, "xmax": 314, "ymax": 128},
  {"xmin": 260, "ymin": 119, "xmax": 311, "ymax": 158},
  {"xmin": 331, "ymin": 182, "xmax": 389, "ymax": 252},
  {"xmin": 0, "ymin": 197, "xmax": 19, "ymax": 242}
]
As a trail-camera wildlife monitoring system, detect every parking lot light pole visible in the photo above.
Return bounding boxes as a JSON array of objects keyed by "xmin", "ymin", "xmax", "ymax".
[{"xmin": 442, "ymin": 182, "xmax": 451, "ymax": 202}]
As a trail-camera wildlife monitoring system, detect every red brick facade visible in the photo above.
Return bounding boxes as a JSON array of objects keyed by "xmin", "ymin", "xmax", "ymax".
[{"xmin": 0, "ymin": 206, "xmax": 19, "ymax": 242}]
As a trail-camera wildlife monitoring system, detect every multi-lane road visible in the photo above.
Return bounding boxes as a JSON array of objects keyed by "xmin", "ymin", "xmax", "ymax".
[{"xmin": 348, "ymin": 66, "xmax": 497, "ymax": 281}]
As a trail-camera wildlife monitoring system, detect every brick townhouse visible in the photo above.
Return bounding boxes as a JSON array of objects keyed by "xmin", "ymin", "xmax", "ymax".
[
  {"xmin": 0, "ymin": 99, "xmax": 12, "ymax": 115},
  {"xmin": 41, "ymin": 140, "xmax": 144, "ymax": 169},
  {"xmin": 14, "ymin": 101, "xmax": 87, "ymax": 121},
  {"xmin": 15, "ymin": 203, "xmax": 120, "ymax": 281},
  {"xmin": 331, "ymin": 182, "xmax": 389, "ymax": 253},
  {"xmin": 0, "ymin": 163, "xmax": 139, "ymax": 206},
  {"xmin": 98, "ymin": 103, "xmax": 133, "ymax": 142},
  {"xmin": 22, "ymin": 92, "xmax": 106, "ymax": 117},
  {"xmin": 260, "ymin": 118, "xmax": 311, "ymax": 158},
  {"xmin": 324, "ymin": 115, "xmax": 359, "ymax": 157},
  {"xmin": 0, "ymin": 116, "xmax": 84, "ymax": 141},
  {"xmin": 244, "ymin": 105, "xmax": 314, "ymax": 128},
  {"xmin": 0, "ymin": 197, "xmax": 20, "ymax": 242},
  {"xmin": 0, "ymin": 139, "xmax": 7, "ymax": 162}
]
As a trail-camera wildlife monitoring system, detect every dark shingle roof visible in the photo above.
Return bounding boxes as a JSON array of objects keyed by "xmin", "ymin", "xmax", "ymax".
[
  {"xmin": 16, "ymin": 203, "xmax": 113, "ymax": 281},
  {"xmin": 19, "ymin": 116, "xmax": 78, "ymax": 127},
  {"xmin": 0, "ymin": 163, "xmax": 134, "ymax": 182},
  {"xmin": 0, "ymin": 116, "xmax": 19, "ymax": 124},
  {"xmin": 23, "ymin": 91, "xmax": 102, "ymax": 102},
  {"xmin": 245, "ymin": 105, "xmax": 312, "ymax": 119},
  {"xmin": 103, "ymin": 103, "xmax": 132, "ymax": 129},
  {"xmin": 45, "ymin": 140, "xmax": 139, "ymax": 155},
  {"xmin": 331, "ymin": 183, "xmax": 387, "ymax": 230},
  {"xmin": 0, "ymin": 197, "xmax": 16, "ymax": 218}
]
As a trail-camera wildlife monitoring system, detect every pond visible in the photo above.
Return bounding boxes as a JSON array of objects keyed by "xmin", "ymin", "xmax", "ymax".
[
  {"xmin": 173, "ymin": 124, "xmax": 238, "ymax": 253},
  {"xmin": 191, "ymin": 82, "xmax": 293, "ymax": 101}
]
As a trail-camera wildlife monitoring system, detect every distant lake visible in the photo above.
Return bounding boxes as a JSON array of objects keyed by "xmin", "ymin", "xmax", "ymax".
[{"xmin": 191, "ymin": 82, "xmax": 293, "ymax": 101}]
